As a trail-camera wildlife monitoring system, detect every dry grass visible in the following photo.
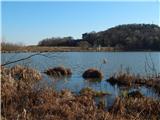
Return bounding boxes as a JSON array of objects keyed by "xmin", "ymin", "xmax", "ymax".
[
  {"xmin": 82, "ymin": 68, "xmax": 103, "ymax": 80},
  {"xmin": 0, "ymin": 65, "xmax": 121, "ymax": 120},
  {"xmin": 1, "ymin": 65, "xmax": 159, "ymax": 120},
  {"xmin": 107, "ymin": 73, "xmax": 134, "ymax": 86},
  {"xmin": 80, "ymin": 87, "xmax": 110, "ymax": 97},
  {"xmin": 127, "ymin": 91, "xmax": 144, "ymax": 98},
  {"xmin": 109, "ymin": 96, "xmax": 160, "ymax": 120},
  {"xmin": 145, "ymin": 78, "xmax": 160, "ymax": 94},
  {"xmin": 107, "ymin": 71, "xmax": 160, "ymax": 94},
  {"xmin": 44, "ymin": 66, "xmax": 72, "ymax": 77},
  {"xmin": 1, "ymin": 42, "xmax": 23, "ymax": 52},
  {"xmin": 1, "ymin": 45, "xmax": 115, "ymax": 53}
]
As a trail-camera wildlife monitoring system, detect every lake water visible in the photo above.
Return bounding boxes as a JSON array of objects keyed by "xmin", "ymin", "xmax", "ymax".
[{"xmin": 2, "ymin": 52, "xmax": 160, "ymax": 107}]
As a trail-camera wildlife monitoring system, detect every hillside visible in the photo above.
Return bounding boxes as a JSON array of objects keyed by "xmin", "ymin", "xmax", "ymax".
[
  {"xmin": 82, "ymin": 24, "xmax": 160, "ymax": 50},
  {"xmin": 38, "ymin": 24, "xmax": 160, "ymax": 51}
]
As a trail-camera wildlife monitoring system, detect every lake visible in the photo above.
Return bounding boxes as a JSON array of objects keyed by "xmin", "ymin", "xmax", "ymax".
[{"xmin": 2, "ymin": 52, "xmax": 160, "ymax": 107}]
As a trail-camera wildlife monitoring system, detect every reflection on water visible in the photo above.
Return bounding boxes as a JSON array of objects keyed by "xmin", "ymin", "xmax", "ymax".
[{"xmin": 1, "ymin": 52, "xmax": 160, "ymax": 106}]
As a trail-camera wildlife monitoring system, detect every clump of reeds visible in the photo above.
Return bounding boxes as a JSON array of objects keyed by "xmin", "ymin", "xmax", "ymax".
[
  {"xmin": 82, "ymin": 68, "xmax": 103, "ymax": 80},
  {"xmin": 1, "ymin": 42, "xmax": 23, "ymax": 52},
  {"xmin": 109, "ymin": 97, "xmax": 125, "ymax": 115},
  {"xmin": 107, "ymin": 72, "xmax": 135, "ymax": 86},
  {"xmin": 109, "ymin": 95, "xmax": 160, "ymax": 119},
  {"xmin": 44, "ymin": 66, "xmax": 72, "ymax": 77},
  {"xmin": 80, "ymin": 87, "xmax": 110, "ymax": 97},
  {"xmin": 1, "ymin": 65, "xmax": 42, "ymax": 119},
  {"xmin": 127, "ymin": 91, "xmax": 144, "ymax": 98},
  {"xmin": 10, "ymin": 65, "xmax": 41, "ymax": 82},
  {"xmin": 145, "ymin": 78, "xmax": 160, "ymax": 94},
  {"xmin": 1, "ymin": 66, "xmax": 17, "ymax": 102},
  {"xmin": 107, "ymin": 69, "xmax": 160, "ymax": 94}
]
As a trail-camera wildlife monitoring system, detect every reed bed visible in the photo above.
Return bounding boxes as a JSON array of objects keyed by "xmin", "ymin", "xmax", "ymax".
[
  {"xmin": 1, "ymin": 65, "xmax": 159, "ymax": 120},
  {"xmin": 80, "ymin": 87, "xmax": 110, "ymax": 97},
  {"xmin": 109, "ymin": 96, "xmax": 160, "ymax": 119},
  {"xmin": 107, "ymin": 71, "xmax": 160, "ymax": 93}
]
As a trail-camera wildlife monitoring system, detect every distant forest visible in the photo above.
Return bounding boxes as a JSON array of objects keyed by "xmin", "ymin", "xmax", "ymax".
[{"xmin": 38, "ymin": 24, "xmax": 160, "ymax": 51}]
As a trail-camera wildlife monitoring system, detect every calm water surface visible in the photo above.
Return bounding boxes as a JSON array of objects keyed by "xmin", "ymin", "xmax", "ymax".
[{"xmin": 2, "ymin": 52, "xmax": 160, "ymax": 107}]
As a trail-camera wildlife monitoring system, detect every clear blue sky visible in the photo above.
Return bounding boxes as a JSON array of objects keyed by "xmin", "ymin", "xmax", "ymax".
[{"xmin": 2, "ymin": 1, "xmax": 160, "ymax": 45}]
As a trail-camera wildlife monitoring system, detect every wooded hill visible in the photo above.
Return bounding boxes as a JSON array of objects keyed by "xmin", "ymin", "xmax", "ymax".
[{"xmin": 38, "ymin": 24, "xmax": 160, "ymax": 51}]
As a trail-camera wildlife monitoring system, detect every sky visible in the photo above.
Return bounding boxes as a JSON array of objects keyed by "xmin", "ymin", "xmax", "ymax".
[{"xmin": 1, "ymin": 1, "xmax": 160, "ymax": 45}]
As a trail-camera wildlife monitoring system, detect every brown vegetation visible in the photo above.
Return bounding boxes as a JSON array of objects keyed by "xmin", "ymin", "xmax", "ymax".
[
  {"xmin": 107, "ymin": 73, "xmax": 134, "ymax": 86},
  {"xmin": 127, "ymin": 91, "xmax": 144, "ymax": 98},
  {"xmin": 44, "ymin": 66, "xmax": 72, "ymax": 77},
  {"xmin": 82, "ymin": 68, "xmax": 103, "ymax": 80},
  {"xmin": 0, "ymin": 65, "xmax": 124, "ymax": 120},
  {"xmin": 80, "ymin": 87, "xmax": 110, "ymax": 97},
  {"xmin": 1, "ymin": 46, "xmax": 115, "ymax": 53},
  {"xmin": 109, "ymin": 96, "xmax": 160, "ymax": 119},
  {"xmin": 1, "ymin": 65, "xmax": 160, "ymax": 120},
  {"xmin": 1, "ymin": 42, "xmax": 23, "ymax": 52},
  {"xmin": 107, "ymin": 71, "xmax": 160, "ymax": 93},
  {"xmin": 145, "ymin": 78, "xmax": 160, "ymax": 94}
]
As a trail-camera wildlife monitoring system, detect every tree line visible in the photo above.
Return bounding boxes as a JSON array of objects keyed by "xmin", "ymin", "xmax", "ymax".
[{"xmin": 38, "ymin": 24, "xmax": 160, "ymax": 51}]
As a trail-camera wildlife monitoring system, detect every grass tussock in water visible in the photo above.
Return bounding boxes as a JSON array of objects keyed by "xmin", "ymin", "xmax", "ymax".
[
  {"xmin": 107, "ymin": 71, "xmax": 160, "ymax": 93},
  {"xmin": 44, "ymin": 66, "xmax": 72, "ymax": 77},
  {"xmin": 80, "ymin": 87, "xmax": 110, "ymax": 97},
  {"xmin": 1, "ymin": 65, "xmax": 160, "ymax": 120},
  {"xmin": 82, "ymin": 68, "xmax": 103, "ymax": 80}
]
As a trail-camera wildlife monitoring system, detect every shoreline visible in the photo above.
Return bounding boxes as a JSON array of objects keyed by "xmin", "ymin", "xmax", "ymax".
[
  {"xmin": 1, "ymin": 65, "xmax": 160, "ymax": 119},
  {"xmin": 1, "ymin": 46, "xmax": 160, "ymax": 53}
]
